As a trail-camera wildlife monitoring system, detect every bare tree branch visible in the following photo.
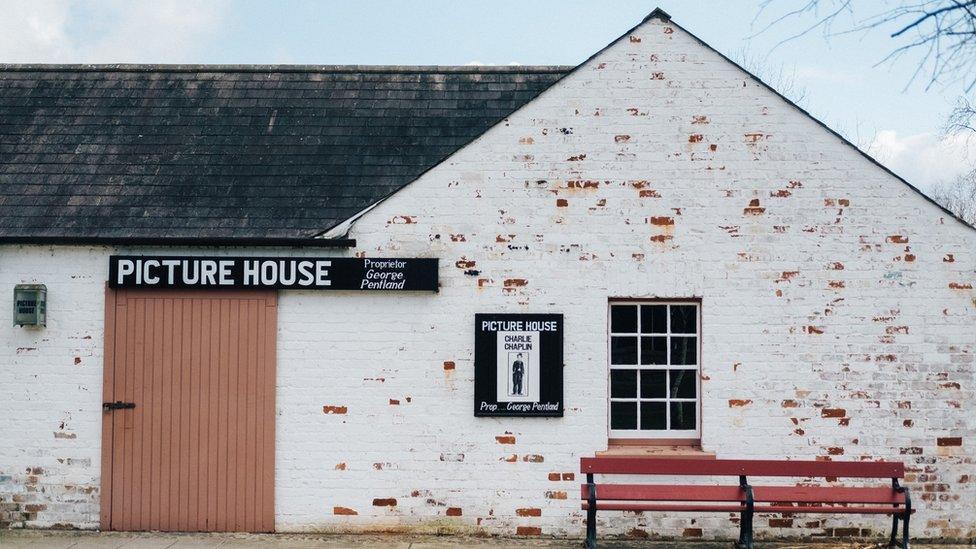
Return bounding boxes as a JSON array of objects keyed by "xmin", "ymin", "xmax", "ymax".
[
  {"xmin": 944, "ymin": 95, "xmax": 976, "ymax": 146},
  {"xmin": 931, "ymin": 170, "xmax": 976, "ymax": 224},
  {"xmin": 733, "ymin": 46, "xmax": 810, "ymax": 106},
  {"xmin": 758, "ymin": 1, "xmax": 976, "ymax": 90}
]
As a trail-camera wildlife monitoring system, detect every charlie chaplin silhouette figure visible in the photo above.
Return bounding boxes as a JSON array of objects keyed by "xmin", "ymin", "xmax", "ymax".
[{"xmin": 511, "ymin": 353, "xmax": 525, "ymax": 395}]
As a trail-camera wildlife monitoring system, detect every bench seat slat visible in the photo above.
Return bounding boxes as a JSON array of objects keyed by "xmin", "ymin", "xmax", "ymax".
[
  {"xmin": 752, "ymin": 486, "xmax": 906, "ymax": 504},
  {"xmin": 583, "ymin": 503, "xmax": 746, "ymax": 513},
  {"xmin": 582, "ymin": 503, "xmax": 909, "ymax": 515},
  {"xmin": 582, "ymin": 484, "xmax": 745, "ymax": 502},
  {"xmin": 754, "ymin": 505, "xmax": 910, "ymax": 515},
  {"xmin": 581, "ymin": 457, "xmax": 903, "ymax": 478}
]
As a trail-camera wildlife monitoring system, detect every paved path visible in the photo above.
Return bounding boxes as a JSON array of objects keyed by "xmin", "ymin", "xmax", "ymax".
[{"xmin": 0, "ymin": 531, "xmax": 970, "ymax": 548}]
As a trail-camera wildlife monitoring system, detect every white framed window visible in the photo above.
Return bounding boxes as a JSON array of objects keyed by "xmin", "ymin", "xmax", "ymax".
[{"xmin": 607, "ymin": 300, "xmax": 700, "ymax": 439}]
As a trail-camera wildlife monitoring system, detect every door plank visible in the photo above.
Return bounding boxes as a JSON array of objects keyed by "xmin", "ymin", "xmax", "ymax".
[
  {"xmin": 262, "ymin": 294, "xmax": 277, "ymax": 533},
  {"xmin": 109, "ymin": 291, "xmax": 128, "ymax": 530},
  {"xmin": 99, "ymin": 286, "xmax": 117, "ymax": 530},
  {"xmin": 158, "ymin": 297, "xmax": 173, "ymax": 530}
]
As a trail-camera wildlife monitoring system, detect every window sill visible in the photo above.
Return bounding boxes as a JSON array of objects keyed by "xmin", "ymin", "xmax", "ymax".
[{"xmin": 596, "ymin": 442, "xmax": 716, "ymax": 459}]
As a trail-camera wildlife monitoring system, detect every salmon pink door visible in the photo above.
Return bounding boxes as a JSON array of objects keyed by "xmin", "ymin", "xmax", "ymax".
[{"xmin": 100, "ymin": 288, "xmax": 277, "ymax": 532}]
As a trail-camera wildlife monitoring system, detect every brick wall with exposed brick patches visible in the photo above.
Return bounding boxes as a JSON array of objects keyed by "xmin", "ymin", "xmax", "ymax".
[
  {"xmin": 275, "ymin": 15, "xmax": 976, "ymax": 539},
  {"xmin": 0, "ymin": 13, "xmax": 974, "ymax": 542}
]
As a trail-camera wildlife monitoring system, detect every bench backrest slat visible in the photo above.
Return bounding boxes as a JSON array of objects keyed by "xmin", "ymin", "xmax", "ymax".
[
  {"xmin": 580, "ymin": 458, "xmax": 904, "ymax": 478},
  {"xmin": 583, "ymin": 484, "xmax": 745, "ymax": 502}
]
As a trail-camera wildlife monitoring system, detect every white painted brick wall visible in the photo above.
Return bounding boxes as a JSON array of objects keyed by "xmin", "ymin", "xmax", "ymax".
[
  {"xmin": 1, "ymin": 14, "xmax": 974, "ymax": 542},
  {"xmin": 0, "ymin": 247, "xmax": 106, "ymax": 529}
]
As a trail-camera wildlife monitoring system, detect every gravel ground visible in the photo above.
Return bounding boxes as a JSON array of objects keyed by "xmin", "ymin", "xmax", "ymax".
[{"xmin": 0, "ymin": 531, "xmax": 972, "ymax": 549}]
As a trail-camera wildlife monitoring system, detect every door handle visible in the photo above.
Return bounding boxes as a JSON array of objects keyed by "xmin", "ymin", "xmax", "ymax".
[{"xmin": 103, "ymin": 401, "xmax": 136, "ymax": 410}]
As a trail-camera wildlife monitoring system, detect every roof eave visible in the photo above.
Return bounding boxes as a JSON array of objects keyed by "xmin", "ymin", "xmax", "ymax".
[
  {"xmin": 0, "ymin": 236, "xmax": 357, "ymax": 248},
  {"xmin": 0, "ymin": 63, "xmax": 574, "ymax": 74}
]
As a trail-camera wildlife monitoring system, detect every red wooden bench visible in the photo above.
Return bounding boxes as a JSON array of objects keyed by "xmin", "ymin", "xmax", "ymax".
[{"xmin": 580, "ymin": 457, "xmax": 912, "ymax": 549}]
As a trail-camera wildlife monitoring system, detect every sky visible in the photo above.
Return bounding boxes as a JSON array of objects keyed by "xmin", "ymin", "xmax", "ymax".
[{"xmin": 1, "ymin": 0, "xmax": 973, "ymax": 194}]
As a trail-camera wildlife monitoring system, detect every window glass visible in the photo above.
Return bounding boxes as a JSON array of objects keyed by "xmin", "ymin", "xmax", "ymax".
[
  {"xmin": 610, "ymin": 305, "xmax": 638, "ymax": 333},
  {"xmin": 670, "ymin": 305, "xmax": 697, "ymax": 334},
  {"xmin": 610, "ymin": 369, "xmax": 637, "ymax": 398},
  {"xmin": 640, "ymin": 305, "xmax": 667, "ymax": 334},
  {"xmin": 639, "ymin": 370, "xmax": 666, "ymax": 398},
  {"xmin": 670, "ymin": 369, "xmax": 696, "ymax": 399},
  {"xmin": 640, "ymin": 336, "xmax": 667, "ymax": 365},
  {"xmin": 670, "ymin": 402, "xmax": 696, "ymax": 430},
  {"xmin": 670, "ymin": 337, "xmax": 697, "ymax": 365},
  {"xmin": 640, "ymin": 402, "xmax": 667, "ymax": 430},
  {"xmin": 610, "ymin": 336, "xmax": 638, "ymax": 365},
  {"xmin": 610, "ymin": 402, "xmax": 637, "ymax": 430}
]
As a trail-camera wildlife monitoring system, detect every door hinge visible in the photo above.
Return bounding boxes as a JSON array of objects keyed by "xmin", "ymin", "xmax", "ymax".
[{"xmin": 102, "ymin": 401, "xmax": 136, "ymax": 410}]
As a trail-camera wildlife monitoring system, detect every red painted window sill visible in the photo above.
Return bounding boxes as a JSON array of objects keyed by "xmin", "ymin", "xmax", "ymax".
[{"xmin": 597, "ymin": 440, "xmax": 715, "ymax": 459}]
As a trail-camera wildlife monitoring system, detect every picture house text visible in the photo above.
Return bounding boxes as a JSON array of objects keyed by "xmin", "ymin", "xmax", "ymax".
[
  {"xmin": 115, "ymin": 258, "xmax": 332, "ymax": 287},
  {"xmin": 480, "ymin": 320, "xmax": 558, "ymax": 332}
]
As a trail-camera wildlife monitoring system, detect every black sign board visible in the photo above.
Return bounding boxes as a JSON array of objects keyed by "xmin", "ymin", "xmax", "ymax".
[
  {"xmin": 474, "ymin": 313, "xmax": 563, "ymax": 417},
  {"xmin": 108, "ymin": 255, "xmax": 438, "ymax": 292}
]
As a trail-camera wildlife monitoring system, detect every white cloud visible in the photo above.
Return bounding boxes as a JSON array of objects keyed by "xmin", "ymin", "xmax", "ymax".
[
  {"xmin": 866, "ymin": 130, "xmax": 976, "ymax": 193},
  {"xmin": 0, "ymin": 1, "xmax": 72, "ymax": 62},
  {"xmin": 0, "ymin": 0, "xmax": 229, "ymax": 63}
]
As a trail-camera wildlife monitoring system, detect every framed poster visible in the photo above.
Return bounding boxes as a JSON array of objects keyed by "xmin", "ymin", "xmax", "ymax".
[{"xmin": 474, "ymin": 313, "xmax": 563, "ymax": 417}]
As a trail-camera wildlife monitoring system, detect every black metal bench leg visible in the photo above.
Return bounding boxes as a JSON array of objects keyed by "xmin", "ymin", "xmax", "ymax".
[
  {"xmin": 743, "ymin": 509, "xmax": 755, "ymax": 549},
  {"xmin": 901, "ymin": 510, "xmax": 910, "ymax": 549},
  {"xmin": 889, "ymin": 514, "xmax": 899, "ymax": 547},
  {"xmin": 734, "ymin": 511, "xmax": 754, "ymax": 549},
  {"xmin": 584, "ymin": 505, "xmax": 596, "ymax": 549},
  {"xmin": 899, "ymin": 484, "xmax": 912, "ymax": 548},
  {"xmin": 585, "ymin": 473, "xmax": 597, "ymax": 549},
  {"xmin": 737, "ymin": 510, "xmax": 751, "ymax": 548},
  {"xmin": 735, "ymin": 477, "xmax": 754, "ymax": 549}
]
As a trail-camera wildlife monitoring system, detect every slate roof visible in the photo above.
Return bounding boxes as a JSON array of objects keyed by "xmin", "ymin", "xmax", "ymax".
[{"xmin": 0, "ymin": 65, "xmax": 570, "ymax": 241}]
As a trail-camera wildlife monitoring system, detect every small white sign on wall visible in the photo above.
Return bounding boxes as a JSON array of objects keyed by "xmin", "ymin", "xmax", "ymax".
[{"xmin": 495, "ymin": 330, "xmax": 540, "ymax": 403}]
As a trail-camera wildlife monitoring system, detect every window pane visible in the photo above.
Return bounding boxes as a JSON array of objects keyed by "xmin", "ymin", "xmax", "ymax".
[
  {"xmin": 670, "ymin": 305, "xmax": 697, "ymax": 334},
  {"xmin": 610, "ymin": 369, "xmax": 637, "ymax": 398},
  {"xmin": 610, "ymin": 336, "xmax": 638, "ymax": 364},
  {"xmin": 640, "ymin": 336, "xmax": 667, "ymax": 365},
  {"xmin": 610, "ymin": 305, "xmax": 638, "ymax": 333},
  {"xmin": 610, "ymin": 401, "xmax": 637, "ymax": 430},
  {"xmin": 640, "ymin": 305, "xmax": 667, "ymax": 334},
  {"xmin": 670, "ymin": 337, "xmax": 697, "ymax": 365},
  {"xmin": 669, "ymin": 369, "xmax": 696, "ymax": 399},
  {"xmin": 640, "ymin": 370, "xmax": 666, "ymax": 398},
  {"xmin": 640, "ymin": 402, "xmax": 667, "ymax": 430},
  {"xmin": 670, "ymin": 402, "xmax": 696, "ymax": 430}
]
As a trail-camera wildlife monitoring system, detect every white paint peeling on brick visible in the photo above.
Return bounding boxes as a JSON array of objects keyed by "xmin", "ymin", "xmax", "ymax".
[{"xmin": 1, "ymin": 14, "xmax": 975, "ymax": 541}]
